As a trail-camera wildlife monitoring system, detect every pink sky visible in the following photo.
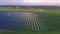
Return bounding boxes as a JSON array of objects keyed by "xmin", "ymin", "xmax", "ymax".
[
  {"xmin": 0, "ymin": 0, "xmax": 60, "ymax": 5},
  {"xmin": 23, "ymin": 0, "xmax": 60, "ymax": 4},
  {"xmin": 9, "ymin": 0, "xmax": 60, "ymax": 4}
]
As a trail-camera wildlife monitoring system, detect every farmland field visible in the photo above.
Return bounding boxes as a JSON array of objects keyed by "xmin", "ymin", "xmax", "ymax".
[{"xmin": 0, "ymin": 8, "xmax": 60, "ymax": 34}]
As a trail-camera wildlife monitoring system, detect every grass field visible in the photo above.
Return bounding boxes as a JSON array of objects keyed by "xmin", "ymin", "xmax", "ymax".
[
  {"xmin": 0, "ymin": 8, "xmax": 60, "ymax": 14},
  {"xmin": 0, "ymin": 8, "xmax": 60, "ymax": 34}
]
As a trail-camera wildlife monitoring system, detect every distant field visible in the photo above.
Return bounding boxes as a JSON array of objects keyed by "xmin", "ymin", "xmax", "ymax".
[{"xmin": 0, "ymin": 8, "xmax": 60, "ymax": 14}]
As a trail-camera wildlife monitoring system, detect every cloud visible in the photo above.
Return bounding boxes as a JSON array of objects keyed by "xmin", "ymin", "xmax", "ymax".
[
  {"xmin": 0, "ymin": 0, "xmax": 22, "ymax": 5},
  {"xmin": 23, "ymin": 0, "xmax": 60, "ymax": 4},
  {"xmin": 0, "ymin": 0, "xmax": 60, "ymax": 5}
]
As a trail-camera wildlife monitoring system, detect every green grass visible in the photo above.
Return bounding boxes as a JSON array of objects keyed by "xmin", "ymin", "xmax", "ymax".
[
  {"xmin": 39, "ymin": 15, "xmax": 60, "ymax": 32},
  {"xmin": 37, "ymin": 10, "xmax": 60, "ymax": 14},
  {"xmin": 0, "ymin": 31, "xmax": 60, "ymax": 34},
  {"xmin": 0, "ymin": 8, "xmax": 60, "ymax": 14}
]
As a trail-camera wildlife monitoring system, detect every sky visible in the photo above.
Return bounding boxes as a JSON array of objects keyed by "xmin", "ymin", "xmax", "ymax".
[{"xmin": 0, "ymin": 0, "xmax": 60, "ymax": 6}]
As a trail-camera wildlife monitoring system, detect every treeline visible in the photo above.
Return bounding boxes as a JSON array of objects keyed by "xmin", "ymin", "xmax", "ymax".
[{"xmin": 0, "ymin": 5, "xmax": 60, "ymax": 10}]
